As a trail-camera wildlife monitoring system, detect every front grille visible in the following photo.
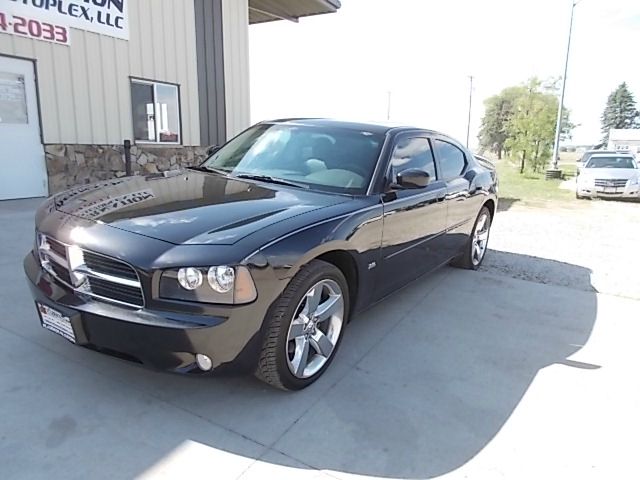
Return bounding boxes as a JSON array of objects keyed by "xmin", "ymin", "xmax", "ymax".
[
  {"xmin": 48, "ymin": 238, "xmax": 67, "ymax": 260},
  {"xmin": 87, "ymin": 277, "xmax": 144, "ymax": 307},
  {"xmin": 38, "ymin": 235, "xmax": 144, "ymax": 309},
  {"xmin": 50, "ymin": 261, "xmax": 72, "ymax": 286},
  {"xmin": 595, "ymin": 179, "xmax": 627, "ymax": 188},
  {"xmin": 83, "ymin": 251, "xmax": 138, "ymax": 281}
]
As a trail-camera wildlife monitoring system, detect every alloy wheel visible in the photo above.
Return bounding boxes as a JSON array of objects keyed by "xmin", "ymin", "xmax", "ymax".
[
  {"xmin": 471, "ymin": 213, "xmax": 490, "ymax": 266},
  {"xmin": 286, "ymin": 279, "xmax": 344, "ymax": 379}
]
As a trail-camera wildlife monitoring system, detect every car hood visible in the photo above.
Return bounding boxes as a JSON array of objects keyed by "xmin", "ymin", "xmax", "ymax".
[
  {"xmin": 580, "ymin": 168, "xmax": 638, "ymax": 179},
  {"xmin": 53, "ymin": 171, "xmax": 350, "ymax": 245}
]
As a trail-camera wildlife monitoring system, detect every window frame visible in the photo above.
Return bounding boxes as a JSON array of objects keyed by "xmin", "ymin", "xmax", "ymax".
[
  {"xmin": 432, "ymin": 137, "xmax": 469, "ymax": 181},
  {"xmin": 130, "ymin": 77, "xmax": 182, "ymax": 145},
  {"xmin": 384, "ymin": 134, "xmax": 438, "ymax": 188}
]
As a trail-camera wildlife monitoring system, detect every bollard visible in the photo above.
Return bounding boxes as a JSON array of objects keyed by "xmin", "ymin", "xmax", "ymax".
[{"xmin": 124, "ymin": 139, "xmax": 132, "ymax": 176}]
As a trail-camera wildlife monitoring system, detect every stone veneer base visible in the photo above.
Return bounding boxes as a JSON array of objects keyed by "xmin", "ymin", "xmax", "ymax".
[{"xmin": 44, "ymin": 144, "xmax": 209, "ymax": 194}]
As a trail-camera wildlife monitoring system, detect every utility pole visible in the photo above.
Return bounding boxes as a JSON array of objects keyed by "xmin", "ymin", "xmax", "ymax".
[
  {"xmin": 550, "ymin": 0, "xmax": 582, "ymax": 175},
  {"xmin": 466, "ymin": 75, "xmax": 474, "ymax": 148},
  {"xmin": 386, "ymin": 91, "xmax": 392, "ymax": 121}
]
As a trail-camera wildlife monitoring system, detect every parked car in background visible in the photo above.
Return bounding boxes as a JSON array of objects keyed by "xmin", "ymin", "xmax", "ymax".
[
  {"xmin": 24, "ymin": 119, "xmax": 498, "ymax": 390},
  {"xmin": 576, "ymin": 153, "xmax": 640, "ymax": 199},
  {"xmin": 577, "ymin": 150, "xmax": 619, "ymax": 169}
]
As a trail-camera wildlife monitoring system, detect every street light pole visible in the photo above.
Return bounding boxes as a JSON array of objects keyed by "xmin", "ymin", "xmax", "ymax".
[
  {"xmin": 386, "ymin": 91, "xmax": 392, "ymax": 121},
  {"xmin": 551, "ymin": 0, "xmax": 581, "ymax": 172},
  {"xmin": 466, "ymin": 75, "xmax": 474, "ymax": 148}
]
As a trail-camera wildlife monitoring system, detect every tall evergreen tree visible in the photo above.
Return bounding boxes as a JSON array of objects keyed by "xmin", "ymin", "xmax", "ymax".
[{"xmin": 600, "ymin": 82, "xmax": 639, "ymax": 144}]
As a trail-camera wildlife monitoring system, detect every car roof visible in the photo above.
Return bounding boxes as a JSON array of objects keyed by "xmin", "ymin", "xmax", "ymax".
[{"xmin": 262, "ymin": 118, "xmax": 446, "ymax": 137}]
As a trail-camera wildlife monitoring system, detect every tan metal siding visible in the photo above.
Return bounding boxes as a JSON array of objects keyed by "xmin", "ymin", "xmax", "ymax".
[
  {"xmin": 222, "ymin": 0, "xmax": 251, "ymax": 138},
  {"xmin": 0, "ymin": 0, "xmax": 200, "ymax": 146}
]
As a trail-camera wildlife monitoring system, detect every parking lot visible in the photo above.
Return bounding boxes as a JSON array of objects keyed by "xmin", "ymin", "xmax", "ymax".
[{"xmin": 1, "ymin": 198, "xmax": 639, "ymax": 479}]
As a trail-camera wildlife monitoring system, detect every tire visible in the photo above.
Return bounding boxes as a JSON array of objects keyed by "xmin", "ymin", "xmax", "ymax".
[
  {"xmin": 451, "ymin": 206, "xmax": 492, "ymax": 270},
  {"xmin": 255, "ymin": 260, "xmax": 349, "ymax": 391}
]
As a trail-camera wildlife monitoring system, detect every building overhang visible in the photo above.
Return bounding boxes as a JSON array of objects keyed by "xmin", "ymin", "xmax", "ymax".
[{"xmin": 249, "ymin": 0, "xmax": 341, "ymax": 24}]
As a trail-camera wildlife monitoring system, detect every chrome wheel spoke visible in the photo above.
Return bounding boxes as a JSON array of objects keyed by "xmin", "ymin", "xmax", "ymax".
[
  {"xmin": 477, "ymin": 230, "xmax": 489, "ymax": 242},
  {"xmin": 476, "ymin": 215, "xmax": 487, "ymax": 231},
  {"xmin": 315, "ymin": 294, "xmax": 342, "ymax": 322},
  {"xmin": 304, "ymin": 286, "xmax": 322, "ymax": 316},
  {"xmin": 291, "ymin": 337, "xmax": 310, "ymax": 377},
  {"xmin": 288, "ymin": 319, "xmax": 306, "ymax": 340},
  {"xmin": 310, "ymin": 330, "xmax": 334, "ymax": 358}
]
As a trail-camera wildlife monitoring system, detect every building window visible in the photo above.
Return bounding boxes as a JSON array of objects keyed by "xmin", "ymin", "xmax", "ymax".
[{"xmin": 131, "ymin": 79, "xmax": 181, "ymax": 144}]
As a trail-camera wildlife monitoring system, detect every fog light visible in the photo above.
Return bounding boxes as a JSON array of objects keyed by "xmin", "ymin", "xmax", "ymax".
[{"xmin": 196, "ymin": 353, "xmax": 213, "ymax": 371}]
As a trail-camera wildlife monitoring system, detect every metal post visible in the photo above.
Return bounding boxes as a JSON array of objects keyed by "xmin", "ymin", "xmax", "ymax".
[
  {"xmin": 551, "ymin": 1, "xmax": 580, "ymax": 171},
  {"xmin": 386, "ymin": 91, "xmax": 391, "ymax": 121},
  {"xmin": 466, "ymin": 75, "xmax": 474, "ymax": 148},
  {"xmin": 124, "ymin": 139, "xmax": 132, "ymax": 176}
]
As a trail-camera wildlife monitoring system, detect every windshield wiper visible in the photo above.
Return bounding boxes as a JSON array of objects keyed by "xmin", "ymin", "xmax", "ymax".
[
  {"xmin": 187, "ymin": 165, "xmax": 230, "ymax": 176},
  {"xmin": 234, "ymin": 173, "xmax": 308, "ymax": 189}
]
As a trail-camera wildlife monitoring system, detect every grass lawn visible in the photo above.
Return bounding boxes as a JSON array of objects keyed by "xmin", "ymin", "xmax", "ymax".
[{"xmin": 495, "ymin": 159, "xmax": 575, "ymax": 209}]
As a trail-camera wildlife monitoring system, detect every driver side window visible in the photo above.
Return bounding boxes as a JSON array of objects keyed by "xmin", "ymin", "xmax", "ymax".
[{"xmin": 390, "ymin": 137, "xmax": 437, "ymax": 181}]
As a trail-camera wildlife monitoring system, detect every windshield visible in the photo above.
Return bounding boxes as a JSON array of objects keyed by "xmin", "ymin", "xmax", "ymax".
[
  {"xmin": 585, "ymin": 156, "xmax": 637, "ymax": 169},
  {"xmin": 201, "ymin": 124, "xmax": 385, "ymax": 194}
]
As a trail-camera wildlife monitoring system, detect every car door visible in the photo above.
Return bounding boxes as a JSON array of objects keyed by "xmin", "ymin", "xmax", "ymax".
[
  {"xmin": 432, "ymin": 138, "xmax": 475, "ymax": 257},
  {"xmin": 376, "ymin": 135, "xmax": 447, "ymax": 299}
]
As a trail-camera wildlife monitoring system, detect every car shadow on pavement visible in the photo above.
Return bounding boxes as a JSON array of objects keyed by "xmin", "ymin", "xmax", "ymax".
[
  {"xmin": 119, "ymin": 253, "xmax": 597, "ymax": 479},
  {"xmin": 497, "ymin": 196, "xmax": 520, "ymax": 211}
]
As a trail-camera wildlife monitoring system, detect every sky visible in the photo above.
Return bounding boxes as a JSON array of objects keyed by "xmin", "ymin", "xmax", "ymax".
[{"xmin": 248, "ymin": 0, "xmax": 640, "ymax": 148}]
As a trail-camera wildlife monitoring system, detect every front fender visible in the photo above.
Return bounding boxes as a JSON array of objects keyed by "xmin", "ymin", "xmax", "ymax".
[{"xmin": 258, "ymin": 203, "xmax": 384, "ymax": 310}]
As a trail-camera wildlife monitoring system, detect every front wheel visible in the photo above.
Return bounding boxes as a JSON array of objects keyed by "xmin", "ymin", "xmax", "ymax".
[
  {"xmin": 451, "ymin": 206, "xmax": 492, "ymax": 270},
  {"xmin": 255, "ymin": 260, "xmax": 349, "ymax": 391}
]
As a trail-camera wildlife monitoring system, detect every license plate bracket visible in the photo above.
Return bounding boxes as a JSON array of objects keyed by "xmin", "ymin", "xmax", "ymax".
[{"xmin": 37, "ymin": 303, "xmax": 76, "ymax": 343}]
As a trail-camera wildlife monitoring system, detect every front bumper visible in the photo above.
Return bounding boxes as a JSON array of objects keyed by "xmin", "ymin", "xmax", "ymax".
[
  {"xmin": 24, "ymin": 252, "xmax": 267, "ymax": 374},
  {"xmin": 577, "ymin": 184, "xmax": 640, "ymax": 199}
]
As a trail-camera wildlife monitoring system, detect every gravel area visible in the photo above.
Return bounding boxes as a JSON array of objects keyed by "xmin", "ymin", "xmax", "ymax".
[{"xmin": 483, "ymin": 199, "xmax": 640, "ymax": 299}]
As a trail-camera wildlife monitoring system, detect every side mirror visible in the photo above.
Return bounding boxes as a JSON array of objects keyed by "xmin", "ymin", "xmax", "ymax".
[
  {"xmin": 206, "ymin": 145, "xmax": 221, "ymax": 156},
  {"xmin": 394, "ymin": 169, "xmax": 431, "ymax": 189}
]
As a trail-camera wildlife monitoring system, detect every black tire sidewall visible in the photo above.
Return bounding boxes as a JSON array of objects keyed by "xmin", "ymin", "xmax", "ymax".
[{"xmin": 272, "ymin": 261, "xmax": 349, "ymax": 390}]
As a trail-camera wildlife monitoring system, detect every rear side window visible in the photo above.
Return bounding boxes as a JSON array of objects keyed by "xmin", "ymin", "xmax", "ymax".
[
  {"xmin": 434, "ymin": 140, "xmax": 467, "ymax": 180},
  {"xmin": 390, "ymin": 137, "xmax": 437, "ymax": 180}
]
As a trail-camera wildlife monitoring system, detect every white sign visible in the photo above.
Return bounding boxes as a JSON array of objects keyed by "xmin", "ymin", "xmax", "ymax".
[{"xmin": 4, "ymin": 0, "xmax": 128, "ymax": 40}]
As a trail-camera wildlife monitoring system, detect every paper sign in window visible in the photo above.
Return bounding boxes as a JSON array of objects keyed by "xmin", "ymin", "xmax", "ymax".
[{"xmin": 0, "ymin": 72, "xmax": 28, "ymax": 124}]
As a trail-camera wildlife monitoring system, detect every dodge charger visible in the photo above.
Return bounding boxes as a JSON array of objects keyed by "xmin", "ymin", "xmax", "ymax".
[{"xmin": 24, "ymin": 119, "xmax": 498, "ymax": 390}]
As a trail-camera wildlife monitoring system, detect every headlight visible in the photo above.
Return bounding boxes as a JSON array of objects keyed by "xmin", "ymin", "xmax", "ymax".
[
  {"xmin": 208, "ymin": 266, "xmax": 234, "ymax": 293},
  {"xmin": 177, "ymin": 267, "xmax": 203, "ymax": 290},
  {"xmin": 578, "ymin": 176, "xmax": 594, "ymax": 186},
  {"xmin": 629, "ymin": 177, "xmax": 639, "ymax": 186},
  {"xmin": 160, "ymin": 266, "xmax": 257, "ymax": 304}
]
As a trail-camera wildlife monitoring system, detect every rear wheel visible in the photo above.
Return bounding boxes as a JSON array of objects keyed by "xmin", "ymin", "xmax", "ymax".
[
  {"xmin": 255, "ymin": 260, "xmax": 348, "ymax": 391},
  {"xmin": 451, "ymin": 206, "xmax": 492, "ymax": 270}
]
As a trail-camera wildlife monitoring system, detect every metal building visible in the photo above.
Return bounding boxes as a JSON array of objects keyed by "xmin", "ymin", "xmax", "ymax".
[{"xmin": 0, "ymin": 0, "xmax": 340, "ymax": 200}]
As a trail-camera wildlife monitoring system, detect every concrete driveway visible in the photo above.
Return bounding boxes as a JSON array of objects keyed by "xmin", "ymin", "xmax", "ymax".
[{"xmin": 1, "ymin": 198, "xmax": 638, "ymax": 479}]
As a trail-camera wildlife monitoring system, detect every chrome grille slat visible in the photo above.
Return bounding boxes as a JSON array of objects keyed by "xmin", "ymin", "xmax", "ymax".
[
  {"xmin": 83, "ymin": 251, "xmax": 139, "ymax": 280},
  {"xmin": 594, "ymin": 178, "xmax": 627, "ymax": 188},
  {"xmin": 37, "ymin": 234, "xmax": 144, "ymax": 309}
]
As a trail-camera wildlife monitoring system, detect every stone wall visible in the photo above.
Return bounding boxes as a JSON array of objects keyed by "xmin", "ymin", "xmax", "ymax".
[{"xmin": 44, "ymin": 144, "xmax": 209, "ymax": 194}]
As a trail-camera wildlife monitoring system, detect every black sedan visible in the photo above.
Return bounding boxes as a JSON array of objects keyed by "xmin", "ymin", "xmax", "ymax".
[{"xmin": 24, "ymin": 119, "xmax": 498, "ymax": 390}]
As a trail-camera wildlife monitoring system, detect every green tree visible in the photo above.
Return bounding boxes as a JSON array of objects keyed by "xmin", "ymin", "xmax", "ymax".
[
  {"xmin": 600, "ymin": 82, "xmax": 639, "ymax": 144},
  {"xmin": 478, "ymin": 86, "xmax": 524, "ymax": 159},
  {"xmin": 504, "ymin": 78, "xmax": 563, "ymax": 173}
]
